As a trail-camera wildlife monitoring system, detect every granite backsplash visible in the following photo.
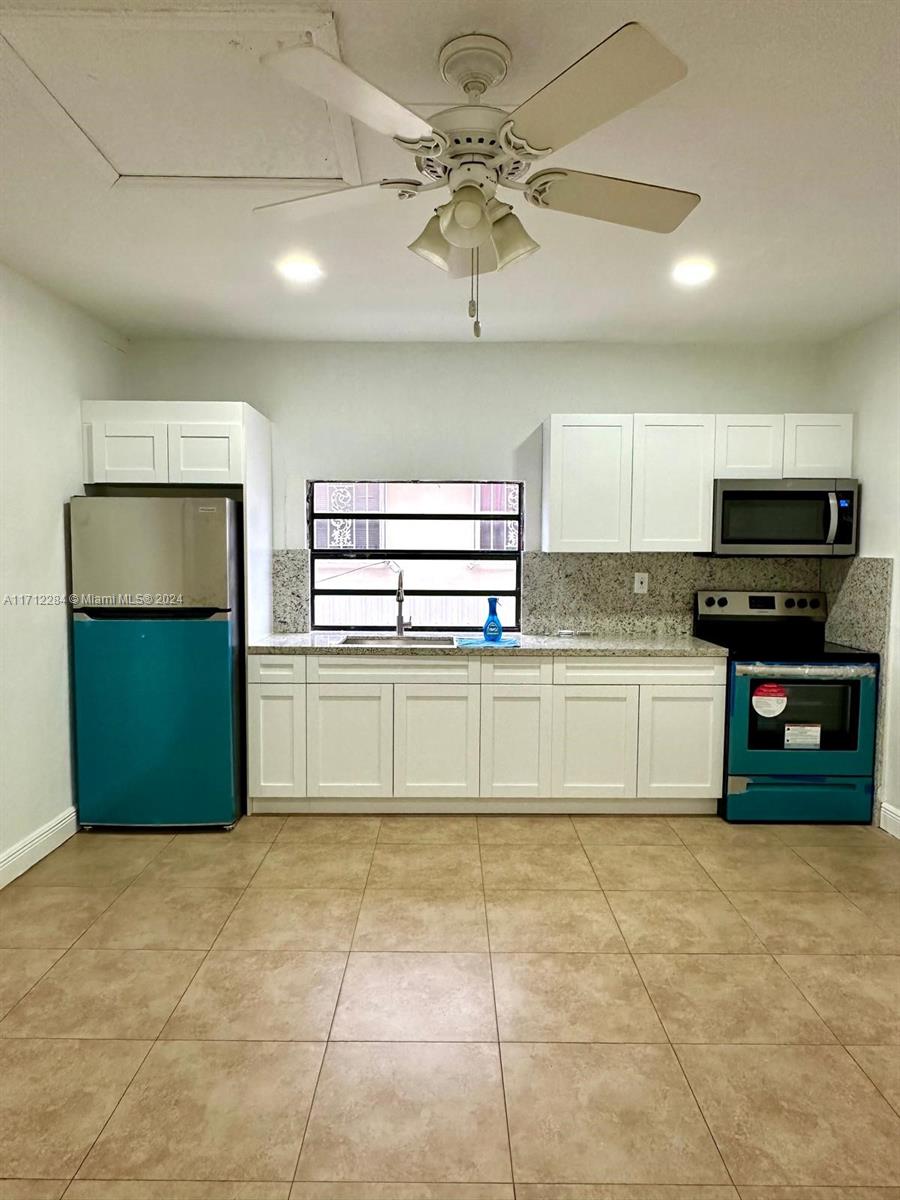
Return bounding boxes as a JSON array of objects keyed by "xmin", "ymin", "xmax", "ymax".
[{"xmin": 273, "ymin": 549, "xmax": 822, "ymax": 637}]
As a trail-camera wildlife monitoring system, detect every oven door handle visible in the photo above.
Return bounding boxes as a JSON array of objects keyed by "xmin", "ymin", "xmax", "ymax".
[
  {"xmin": 825, "ymin": 491, "xmax": 839, "ymax": 544},
  {"xmin": 736, "ymin": 663, "xmax": 877, "ymax": 680}
]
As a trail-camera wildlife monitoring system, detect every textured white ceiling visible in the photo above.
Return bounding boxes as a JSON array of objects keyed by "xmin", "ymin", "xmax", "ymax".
[{"xmin": 1, "ymin": 0, "xmax": 898, "ymax": 342}]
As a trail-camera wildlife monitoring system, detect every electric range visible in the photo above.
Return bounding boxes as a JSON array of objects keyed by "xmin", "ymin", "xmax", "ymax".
[{"xmin": 694, "ymin": 590, "xmax": 879, "ymax": 823}]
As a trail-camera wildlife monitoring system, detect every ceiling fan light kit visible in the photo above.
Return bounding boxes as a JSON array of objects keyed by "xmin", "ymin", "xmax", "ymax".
[
  {"xmin": 408, "ymin": 215, "xmax": 452, "ymax": 272},
  {"xmin": 259, "ymin": 20, "xmax": 703, "ymax": 335}
]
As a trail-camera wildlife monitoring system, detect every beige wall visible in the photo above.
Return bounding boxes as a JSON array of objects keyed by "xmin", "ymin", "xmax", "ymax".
[
  {"xmin": 0, "ymin": 264, "xmax": 127, "ymax": 867},
  {"xmin": 821, "ymin": 309, "xmax": 900, "ymax": 822},
  {"xmin": 123, "ymin": 338, "xmax": 824, "ymax": 551}
]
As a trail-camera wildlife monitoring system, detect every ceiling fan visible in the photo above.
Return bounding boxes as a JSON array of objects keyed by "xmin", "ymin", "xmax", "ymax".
[{"xmin": 257, "ymin": 21, "xmax": 700, "ymax": 334}]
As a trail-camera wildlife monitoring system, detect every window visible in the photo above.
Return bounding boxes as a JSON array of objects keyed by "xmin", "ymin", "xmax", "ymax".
[{"xmin": 308, "ymin": 480, "xmax": 523, "ymax": 631}]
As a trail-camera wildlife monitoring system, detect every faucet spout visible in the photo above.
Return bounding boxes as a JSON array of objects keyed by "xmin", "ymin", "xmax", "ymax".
[{"xmin": 395, "ymin": 570, "xmax": 411, "ymax": 636}]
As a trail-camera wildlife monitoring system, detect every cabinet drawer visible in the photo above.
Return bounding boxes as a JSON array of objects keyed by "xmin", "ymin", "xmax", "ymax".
[
  {"xmin": 308, "ymin": 655, "xmax": 480, "ymax": 685},
  {"xmin": 480, "ymin": 656, "xmax": 552, "ymax": 685},
  {"xmin": 248, "ymin": 655, "xmax": 307, "ymax": 684},
  {"xmin": 553, "ymin": 656, "xmax": 727, "ymax": 686}
]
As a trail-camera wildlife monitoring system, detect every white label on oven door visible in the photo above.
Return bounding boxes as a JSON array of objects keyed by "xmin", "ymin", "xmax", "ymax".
[
  {"xmin": 784, "ymin": 723, "xmax": 821, "ymax": 749},
  {"xmin": 752, "ymin": 683, "xmax": 788, "ymax": 717}
]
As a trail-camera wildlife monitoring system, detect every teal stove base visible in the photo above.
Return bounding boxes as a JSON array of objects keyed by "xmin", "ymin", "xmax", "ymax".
[{"xmin": 724, "ymin": 775, "xmax": 873, "ymax": 823}]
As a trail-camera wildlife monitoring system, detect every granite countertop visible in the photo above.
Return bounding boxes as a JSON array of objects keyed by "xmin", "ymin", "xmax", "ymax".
[{"xmin": 249, "ymin": 633, "xmax": 727, "ymax": 657}]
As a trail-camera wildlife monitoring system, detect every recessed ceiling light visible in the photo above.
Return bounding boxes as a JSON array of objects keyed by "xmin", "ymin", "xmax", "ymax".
[
  {"xmin": 276, "ymin": 255, "xmax": 324, "ymax": 284},
  {"xmin": 671, "ymin": 257, "xmax": 716, "ymax": 287}
]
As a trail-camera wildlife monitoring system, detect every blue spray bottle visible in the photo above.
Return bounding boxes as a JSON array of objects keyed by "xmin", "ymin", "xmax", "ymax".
[{"xmin": 483, "ymin": 596, "xmax": 503, "ymax": 642}]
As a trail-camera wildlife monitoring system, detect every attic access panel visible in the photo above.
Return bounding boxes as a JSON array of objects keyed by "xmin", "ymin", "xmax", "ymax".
[{"xmin": 0, "ymin": 11, "xmax": 351, "ymax": 179}]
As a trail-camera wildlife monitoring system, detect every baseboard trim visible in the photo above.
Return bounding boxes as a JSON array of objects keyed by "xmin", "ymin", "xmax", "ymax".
[
  {"xmin": 879, "ymin": 801, "xmax": 900, "ymax": 840},
  {"xmin": 0, "ymin": 807, "xmax": 78, "ymax": 888},
  {"xmin": 249, "ymin": 797, "xmax": 720, "ymax": 815}
]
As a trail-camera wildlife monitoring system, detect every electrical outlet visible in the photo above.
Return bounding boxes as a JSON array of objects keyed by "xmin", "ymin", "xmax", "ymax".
[{"xmin": 633, "ymin": 572, "xmax": 649, "ymax": 595}]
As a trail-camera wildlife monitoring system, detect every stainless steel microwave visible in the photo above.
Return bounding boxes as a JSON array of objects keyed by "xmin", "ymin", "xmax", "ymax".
[{"xmin": 713, "ymin": 478, "xmax": 859, "ymax": 556}]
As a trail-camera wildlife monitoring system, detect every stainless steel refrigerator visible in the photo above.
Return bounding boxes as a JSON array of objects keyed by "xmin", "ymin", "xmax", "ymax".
[{"xmin": 69, "ymin": 496, "xmax": 241, "ymax": 827}]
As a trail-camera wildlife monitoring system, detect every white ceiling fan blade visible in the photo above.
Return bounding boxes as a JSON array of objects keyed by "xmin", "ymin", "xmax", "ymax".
[
  {"xmin": 253, "ymin": 181, "xmax": 385, "ymax": 220},
  {"xmin": 262, "ymin": 42, "xmax": 433, "ymax": 141},
  {"xmin": 508, "ymin": 22, "xmax": 687, "ymax": 154},
  {"xmin": 527, "ymin": 169, "xmax": 699, "ymax": 233}
]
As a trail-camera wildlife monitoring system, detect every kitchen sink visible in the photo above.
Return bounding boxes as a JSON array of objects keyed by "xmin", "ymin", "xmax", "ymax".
[{"xmin": 339, "ymin": 635, "xmax": 457, "ymax": 648}]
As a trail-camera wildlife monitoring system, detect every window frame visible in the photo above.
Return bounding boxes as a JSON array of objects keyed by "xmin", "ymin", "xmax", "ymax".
[{"xmin": 307, "ymin": 479, "xmax": 524, "ymax": 632}]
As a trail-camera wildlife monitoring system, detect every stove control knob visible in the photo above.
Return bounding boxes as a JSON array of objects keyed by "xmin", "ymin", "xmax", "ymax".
[
  {"xmin": 704, "ymin": 596, "xmax": 716, "ymax": 607},
  {"xmin": 797, "ymin": 598, "xmax": 808, "ymax": 609},
  {"xmin": 717, "ymin": 596, "xmax": 728, "ymax": 607},
  {"xmin": 810, "ymin": 598, "xmax": 821, "ymax": 609},
  {"xmin": 785, "ymin": 598, "xmax": 796, "ymax": 609}
]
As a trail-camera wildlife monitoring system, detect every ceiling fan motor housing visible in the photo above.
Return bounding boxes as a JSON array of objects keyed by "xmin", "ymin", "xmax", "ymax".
[{"xmin": 439, "ymin": 34, "xmax": 511, "ymax": 99}]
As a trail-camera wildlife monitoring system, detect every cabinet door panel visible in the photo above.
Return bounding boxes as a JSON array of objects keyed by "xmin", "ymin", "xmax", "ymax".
[
  {"xmin": 631, "ymin": 414, "xmax": 715, "ymax": 552},
  {"xmin": 394, "ymin": 685, "xmax": 480, "ymax": 798},
  {"xmin": 637, "ymin": 684, "xmax": 725, "ymax": 799},
  {"xmin": 715, "ymin": 414, "xmax": 784, "ymax": 478},
  {"xmin": 783, "ymin": 413, "xmax": 853, "ymax": 478},
  {"xmin": 307, "ymin": 684, "xmax": 393, "ymax": 798},
  {"xmin": 542, "ymin": 415, "xmax": 633, "ymax": 552},
  {"xmin": 167, "ymin": 423, "xmax": 243, "ymax": 484},
  {"xmin": 248, "ymin": 684, "xmax": 306, "ymax": 798},
  {"xmin": 551, "ymin": 685, "xmax": 638, "ymax": 799},
  {"xmin": 87, "ymin": 421, "xmax": 168, "ymax": 484},
  {"xmin": 481, "ymin": 685, "xmax": 552, "ymax": 798}
]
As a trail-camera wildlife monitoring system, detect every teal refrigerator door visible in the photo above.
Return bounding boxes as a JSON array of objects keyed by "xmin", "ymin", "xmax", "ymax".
[{"xmin": 73, "ymin": 617, "xmax": 239, "ymax": 826}]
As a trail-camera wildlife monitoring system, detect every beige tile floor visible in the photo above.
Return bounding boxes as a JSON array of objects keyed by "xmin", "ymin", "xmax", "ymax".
[{"xmin": 0, "ymin": 814, "xmax": 898, "ymax": 1200}]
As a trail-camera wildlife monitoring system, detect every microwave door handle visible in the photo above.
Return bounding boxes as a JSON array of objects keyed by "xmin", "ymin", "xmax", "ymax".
[{"xmin": 825, "ymin": 492, "xmax": 839, "ymax": 544}]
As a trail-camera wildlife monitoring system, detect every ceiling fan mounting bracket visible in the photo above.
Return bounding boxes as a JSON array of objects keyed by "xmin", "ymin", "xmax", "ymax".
[
  {"xmin": 526, "ymin": 170, "xmax": 568, "ymax": 207},
  {"xmin": 498, "ymin": 120, "xmax": 552, "ymax": 162},
  {"xmin": 394, "ymin": 129, "xmax": 450, "ymax": 158},
  {"xmin": 439, "ymin": 34, "xmax": 511, "ymax": 100}
]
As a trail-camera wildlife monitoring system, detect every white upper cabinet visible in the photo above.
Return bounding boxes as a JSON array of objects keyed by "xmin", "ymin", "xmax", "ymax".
[
  {"xmin": 82, "ymin": 402, "xmax": 254, "ymax": 485},
  {"xmin": 631, "ymin": 414, "xmax": 716, "ymax": 552},
  {"xmin": 783, "ymin": 413, "xmax": 854, "ymax": 477},
  {"xmin": 87, "ymin": 421, "xmax": 169, "ymax": 484},
  {"xmin": 541, "ymin": 414, "xmax": 633, "ymax": 553},
  {"xmin": 167, "ymin": 424, "xmax": 243, "ymax": 484},
  {"xmin": 715, "ymin": 414, "xmax": 785, "ymax": 478}
]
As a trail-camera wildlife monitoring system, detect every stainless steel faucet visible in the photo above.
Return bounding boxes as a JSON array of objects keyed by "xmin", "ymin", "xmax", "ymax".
[{"xmin": 395, "ymin": 569, "xmax": 412, "ymax": 636}]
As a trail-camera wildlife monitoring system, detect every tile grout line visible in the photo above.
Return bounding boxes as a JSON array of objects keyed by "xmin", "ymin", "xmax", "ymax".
[
  {"xmin": 288, "ymin": 828, "xmax": 379, "ymax": 1185},
  {"xmin": 478, "ymin": 820, "xmax": 517, "ymax": 1192},
  {"xmin": 584, "ymin": 848, "xmax": 739, "ymax": 1192},
  {"xmin": 60, "ymin": 832, "xmax": 263, "ymax": 1190}
]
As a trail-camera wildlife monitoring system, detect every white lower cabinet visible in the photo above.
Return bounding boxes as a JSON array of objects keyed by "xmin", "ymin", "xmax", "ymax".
[
  {"xmin": 394, "ymin": 684, "xmax": 481, "ymax": 798},
  {"xmin": 637, "ymin": 684, "xmax": 726, "ymax": 799},
  {"xmin": 246, "ymin": 654, "xmax": 727, "ymax": 809},
  {"xmin": 306, "ymin": 684, "xmax": 393, "ymax": 798},
  {"xmin": 247, "ymin": 683, "xmax": 306, "ymax": 799},
  {"xmin": 480, "ymin": 685, "xmax": 553, "ymax": 798},
  {"xmin": 551, "ymin": 685, "xmax": 639, "ymax": 800}
]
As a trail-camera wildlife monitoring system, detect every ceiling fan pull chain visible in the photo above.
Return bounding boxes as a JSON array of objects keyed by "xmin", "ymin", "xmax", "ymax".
[
  {"xmin": 468, "ymin": 250, "xmax": 477, "ymax": 318},
  {"xmin": 473, "ymin": 249, "xmax": 482, "ymax": 337}
]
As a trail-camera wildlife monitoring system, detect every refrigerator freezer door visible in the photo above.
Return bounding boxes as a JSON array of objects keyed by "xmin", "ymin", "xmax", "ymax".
[
  {"xmin": 70, "ymin": 496, "xmax": 236, "ymax": 609},
  {"xmin": 73, "ymin": 617, "xmax": 239, "ymax": 826}
]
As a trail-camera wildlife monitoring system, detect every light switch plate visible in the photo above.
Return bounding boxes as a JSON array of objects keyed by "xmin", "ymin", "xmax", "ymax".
[{"xmin": 633, "ymin": 572, "xmax": 649, "ymax": 595}]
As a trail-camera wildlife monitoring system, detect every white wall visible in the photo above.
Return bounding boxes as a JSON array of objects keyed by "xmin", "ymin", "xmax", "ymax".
[
  {"xmin": 123, "ymin": 339, "xmax": 823, "ymax": 550},
  {"xmin": 0, "ymin": 264, "xmax": 127, "ymax": 877},
  {"xmin": 821, "ymin": 308, "xmax": 900, "ymax": 823}
]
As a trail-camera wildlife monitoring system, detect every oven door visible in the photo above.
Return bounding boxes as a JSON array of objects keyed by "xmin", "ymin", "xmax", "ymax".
[
  {"xmin": 713, "ymin": 480, "xmax": 858, "ymax": 555},
  {"xmin": 728, "ymin": 661, "xmax": 877, "ymax": 777}
]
